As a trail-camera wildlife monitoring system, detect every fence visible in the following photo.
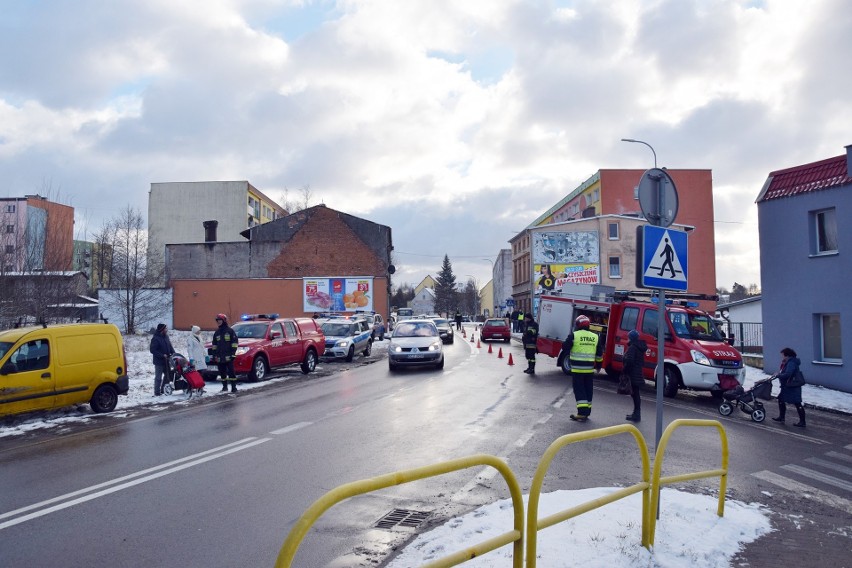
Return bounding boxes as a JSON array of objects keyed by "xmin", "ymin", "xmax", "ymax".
[{"xmin": 720, "ymin": 321, "xmax": 763, "ymax": 354}]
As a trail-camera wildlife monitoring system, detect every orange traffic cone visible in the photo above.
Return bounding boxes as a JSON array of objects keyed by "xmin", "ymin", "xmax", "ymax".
[
  {"xmin": 477, "ymin": 339, "xmax": 482, "ymax": 348},
  {"xmin": 463, "ymin": 329, "xmax": 467, "ymax": 338},
  {"xmin": 488, "ymin": 343, "xmax": 493, "ymax": 354},
  {"xmin": 470, "ymin": 334, "xmax": 475, "ymax": 343},
  {"xmin": 507, "ymin": 353, "xmax": 514, "ymax": 365},
  {"xmin": 497, "ymin": 347, "xmax": 503, "ymax": 359}
]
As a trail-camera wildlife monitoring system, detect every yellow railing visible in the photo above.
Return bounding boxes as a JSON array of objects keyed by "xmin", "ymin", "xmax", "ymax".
[
  {"xmin": 276, "ymin": 420, "xmax": 729, "ymax": 566},
  {"xmin": 274, "ymin": 454, "xmax": 524, "ymax": 568},
  {"xmin": 648, "ymin": 419, "xmax": 729, "ymax": 545},
  {"xmin": 526, "ymin": 424, "xmax": 651, "ymax": 567}
]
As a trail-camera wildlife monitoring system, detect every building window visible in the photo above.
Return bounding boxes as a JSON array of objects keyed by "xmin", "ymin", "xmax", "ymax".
[
  {"xmin": 5, "ymin": 225, "xmax": 13, "ymax": 233},
  {"xmin": 818, "ymin": 313, "xmax": 842, "ymax": 362},
  {"xmin": 608, "ymin": 256, "xmax": 621, "ymax": 278},
  {"xmin": 5, "ymin": 245, "xmax": 14, "ymax": 254},
  {"xmin": 4, "ymin": 204, "xmax": 15, "ymax": 213},
  {"xmin": 608, "ymin": 222, "xmax": 619, "ymax": 240},
  {"xmin": 592, "ymin": 188, "xmax": 599, "ymax": 203},
  {"xmin": 813, "ymin": 208, "xmax": 838, "ymax": 254}
]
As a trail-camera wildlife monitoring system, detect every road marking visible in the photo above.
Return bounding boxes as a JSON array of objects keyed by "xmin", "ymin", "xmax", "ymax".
[
  {"xmin": 537, "ymin": 414, "xmax": 553, "ymax": 425},
  {"xmin": 751, "ymin": 470, "xmax": 852, "ymax": 515},
  {"xmin": 270, "ymin": 421, "xmax": 313, "ymax": 435},
  {"xmin": 780, "ymin": 464, "xmax": 852, "ymax": 493},
  {"xmin": 806, "ymin": 457, "xmax": 852, "ymax": 476},
  {"xmin": 826, "ymin": 451, "xmax": 852, "ymax": 464},
  {"xmin": 514, "ymin": 431, "xmax": 535, "ymax": 447},
  {"xmin": 0, "ymin": 437, "xmax": 270, "ymax": 531}
]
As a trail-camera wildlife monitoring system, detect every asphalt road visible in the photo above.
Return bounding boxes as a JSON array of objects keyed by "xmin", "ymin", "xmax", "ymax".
[{"xmin": 1, "ymin": 330, "xmax": 850, "ymax": 567}]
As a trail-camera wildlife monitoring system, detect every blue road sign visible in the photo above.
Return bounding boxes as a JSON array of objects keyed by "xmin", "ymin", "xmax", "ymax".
[
  {"xmin": 506, "ymin": 298, "xmax": 515, "ymax": 307},
  {"xmin": 639, "ymin": 225, "xmax": 688, "ymax": 291}
]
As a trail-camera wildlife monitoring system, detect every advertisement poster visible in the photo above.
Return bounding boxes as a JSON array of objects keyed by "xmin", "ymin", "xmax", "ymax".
[
  {"xmin": 535, "ymin": 263, "xmax": 600, "ymax": 293},
  {"xmin": 303, "ymin": 277, "xmax": 374, "ymax": 312},
  {"xmin": 532, "ymin": 231, "xmax": 599, "ymax": 265}
]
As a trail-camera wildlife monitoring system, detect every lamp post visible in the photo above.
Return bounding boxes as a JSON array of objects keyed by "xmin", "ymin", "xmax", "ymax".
[{"xmin": 621, "ymin": 138, "xmax": 657, "ymax": 168}]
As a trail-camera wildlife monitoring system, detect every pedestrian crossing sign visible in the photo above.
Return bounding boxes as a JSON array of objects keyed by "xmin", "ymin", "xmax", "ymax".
[{"xmin": 636, "ymin": 225, "xmax": 688, "ymax": 291}]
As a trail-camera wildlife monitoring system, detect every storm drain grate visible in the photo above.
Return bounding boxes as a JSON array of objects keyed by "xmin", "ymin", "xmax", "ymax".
[{"xmin": 375, "ymin": 508, "xmax": 431, "ymax": 530}]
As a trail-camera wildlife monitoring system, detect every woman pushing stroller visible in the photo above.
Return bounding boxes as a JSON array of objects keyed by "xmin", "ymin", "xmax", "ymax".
[{"xmin": 772, "ymin": 347, "xmax": 806, "ymax": 427}]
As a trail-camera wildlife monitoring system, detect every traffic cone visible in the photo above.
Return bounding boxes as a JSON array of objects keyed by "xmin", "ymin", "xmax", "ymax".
[
  {"xmin": 470, "ymin": 334, "xmax": 475, "ymax": 343},
  {"xmin": 463, "ymin": 329, "xmax": 467, "ymax": 338},
  {"xmin": 497, "ymin": 347, "xmax": 503, "ymax": 358},
  {"xmin": 488, "ymin": 343, "xmax": 493, "ymax": 354},
  {"xmin": 507, "ymin": 353, "xmax": 514, "ymax": 365},
  {"xmin": 477, "ymin": 339, "xmax": 481, "ymax": 348}
]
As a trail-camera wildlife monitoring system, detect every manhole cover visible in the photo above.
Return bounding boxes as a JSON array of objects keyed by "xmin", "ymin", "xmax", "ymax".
[{"xmin": 375, "ymin": 508, "xmax": 431, "ymax": 530}]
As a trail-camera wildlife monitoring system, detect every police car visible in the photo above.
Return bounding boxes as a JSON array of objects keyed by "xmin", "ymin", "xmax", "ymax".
[{"xmin": 317, "ymin": 317, "xmax": 373, "ymax": 362}]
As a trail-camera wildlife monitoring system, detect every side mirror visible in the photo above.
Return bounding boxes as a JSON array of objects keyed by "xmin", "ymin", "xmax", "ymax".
[
  {"xmin": 726, "ymin": 335, "xmax": 735, "ymax": 346},
  {"xmin": 271, "ymin": 330, "xmax": 282, "ymax": 339}
]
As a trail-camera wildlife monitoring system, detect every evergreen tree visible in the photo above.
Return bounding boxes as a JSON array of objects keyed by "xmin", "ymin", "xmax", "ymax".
[{"xmin": 433, "ymin": 255, "xmax": 458, "ymax": 316}]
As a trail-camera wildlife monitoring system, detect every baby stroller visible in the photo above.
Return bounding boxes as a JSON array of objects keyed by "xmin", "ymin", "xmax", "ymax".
[
  {"xmin": 718, "ymin": 377, "xmax": 774, "ymax": 423},
  {"xmin": 164, "ymin": 353, "xmax": 206, "ymax": 398}
]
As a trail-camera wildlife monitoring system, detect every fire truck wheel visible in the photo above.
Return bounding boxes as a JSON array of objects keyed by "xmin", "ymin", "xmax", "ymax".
[{"xmin": 663, "ymin": 367, "xmax": 679, "ymax": 397}]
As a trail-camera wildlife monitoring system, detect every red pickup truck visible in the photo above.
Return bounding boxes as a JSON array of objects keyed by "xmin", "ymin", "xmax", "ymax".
[{"xmin": 207, "ymin": 314, "xmax": 325, "ymax": 381}]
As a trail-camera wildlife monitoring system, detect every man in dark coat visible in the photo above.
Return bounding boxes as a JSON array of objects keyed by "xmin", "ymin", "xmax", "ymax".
[
  {"xmin": 623, "ymin": 330, "xmax": 647, "ymax": 422},
  {"xmin": 522, "ymin": 313, "xmax": 539, "ymax": 375},
  {"xmin": 149, "ymin": 323, "xmax": 174, "ymax": 396},
  {"xmin": 454, "ymin": 309, "xmax": 462, "ymax": 331},
  {"xmin": 211, "ymin": 313, "xmax": 239, "ymax": 393}
]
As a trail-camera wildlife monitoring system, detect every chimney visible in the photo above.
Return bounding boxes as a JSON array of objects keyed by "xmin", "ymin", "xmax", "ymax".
[
  {"xmin": 203, "ymin": 220, "xmax": 218, "ymax": 242},
  {"xmin": 846, "ymin": 144, "xmax": 852, "ymax": 177}
]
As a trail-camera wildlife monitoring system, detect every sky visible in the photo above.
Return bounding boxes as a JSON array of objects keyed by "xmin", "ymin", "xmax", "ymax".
[
  {"xmin": 5, "ymin": 328, "xmax": 850, "ymax": 565},
  {"xmin": 1, "ymin": 1, "xmax": 850, "ymax": 291}
]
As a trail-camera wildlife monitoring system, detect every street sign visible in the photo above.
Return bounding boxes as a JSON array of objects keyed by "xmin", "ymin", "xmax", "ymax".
[
  {"xmin": 636, "ymin": 225, "xmax": 688, "ymax": 291},
  {"xmin": 506, "ymin": 298, "xmax": 515, "ymax": 307},
  {"xmin": 637, "ymin": 168, "xmax": 679, "ymax": 227}
]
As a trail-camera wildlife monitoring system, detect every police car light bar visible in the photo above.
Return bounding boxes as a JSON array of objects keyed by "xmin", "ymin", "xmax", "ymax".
[{"xmin": 241, "ymin": 313, "xmax": 280, "ymax": 321}]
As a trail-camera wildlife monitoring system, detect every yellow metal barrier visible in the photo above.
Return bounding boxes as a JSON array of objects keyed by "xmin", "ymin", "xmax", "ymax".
[
  {"xmin": 525, "ymin": 424, "xmax": 651, "ymax": 567},
  {"xmin": 274, "ymin": 454, "xmax": 524, "ymax": 568},
  {"xmin": 648, "ymin": 419, "xmax": 729, "ymax": 545}
]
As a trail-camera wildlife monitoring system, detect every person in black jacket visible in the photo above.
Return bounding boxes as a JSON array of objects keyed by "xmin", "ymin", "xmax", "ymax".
[
  {"xmin": 211, "ymin": 313, "xmax": 239, "ymax": 393},
  {"xmin": 623, "ymin": 330, "xmax": 647, "ymax": 422},
  {"xmin": 522, "ymin": 313, "xmax": 539, "ymax": 374},
  {"xmin": 149, "ymin": 323, "xmax": 174, "ymax": 396},
  {"xmin": 772, "ymin": 347, "xmax": 806, "ymax": 427}
]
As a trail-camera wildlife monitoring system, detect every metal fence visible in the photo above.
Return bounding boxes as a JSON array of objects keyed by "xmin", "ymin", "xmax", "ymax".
[{"xmin": 719, "ymin": 321, "xmax": 763, "ymax": 354}]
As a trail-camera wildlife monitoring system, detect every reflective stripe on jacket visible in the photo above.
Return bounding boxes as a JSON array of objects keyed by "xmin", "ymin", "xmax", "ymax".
[{"xmin": 568, "ymin": 329, "xmax": 602, "ymax": 374}]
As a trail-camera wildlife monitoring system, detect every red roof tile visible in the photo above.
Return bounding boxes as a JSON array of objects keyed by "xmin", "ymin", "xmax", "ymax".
[{"xmin": 759, "ymin": 154, "xmax": 851, "ymax": 202}]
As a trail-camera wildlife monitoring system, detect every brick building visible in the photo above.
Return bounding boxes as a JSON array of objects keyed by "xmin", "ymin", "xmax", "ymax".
[{"xmin": 166, "ymin": 204, "xmax": 393, "ymax": 330}]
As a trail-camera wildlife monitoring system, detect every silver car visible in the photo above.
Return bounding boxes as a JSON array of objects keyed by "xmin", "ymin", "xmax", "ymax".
[
  {"xmin": 319, "ymin": 319, "xmax": 373, "ymax": 362},
  {"xmin": 388, "ymin": 320, "xmax": 444, "ymax": 371},
  {"xmin": 430, "ymin": 318, "xmax": 454, "ymax": 344}
]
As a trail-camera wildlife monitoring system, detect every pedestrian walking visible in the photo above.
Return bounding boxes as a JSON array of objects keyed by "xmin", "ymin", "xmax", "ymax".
[
  {"xmin": 772, "ymin": 347, "xmax": 806, "ymax": 427},
  {"xmin": 517, "ymin": 310, "xmax": 525, "ymax": 334},
  {"xmin": 563, "ymin": 315, "xmax": 603, "ymax": 422},
  {"xmin": 211, "ymin": 313, "xmax": 239, "ymax": 393},
  {"xmin": 149, "ymin": 323, "xmax": 174, "ymax": 396},
  {"xmin": 522, "ymin": 313, "xmax": 538, "ymax": 375},
  {"xmin": 455, "ymin": 309, "xmax": 462, "ymax": 331},
  {"xmin": 186, "ymin": 325, "xmax": 208, "ymax": 373},
  {"xmin": 623, "ymin": 330, "xmax": 647, "ymax": 422}
]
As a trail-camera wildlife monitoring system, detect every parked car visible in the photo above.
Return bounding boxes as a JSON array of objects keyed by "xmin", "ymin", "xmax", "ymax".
[
  {"xmin": 357, "ymin": 311, "xmax": 386, "ymax": 341},
  {"xmin": 388, "ymin": 320, "xmax": 444, "ymax": 371},
  {"xmin": 319, "ymin": 318, "xmax": 373, "ymax": 362},
  {"xmin": 480, "ymin": 318, "xmax": 511, "ymax": 343},
  {"xmin": 430, "ymin": 318, "xmax": 454, "ymax": 344},
  {"xmin": 208, "ymin": 314, "xmax": 325, "ymax": 381},
  {"xmin": 0, "ymin": 323, "xmax": 128, "ymax": 416}
]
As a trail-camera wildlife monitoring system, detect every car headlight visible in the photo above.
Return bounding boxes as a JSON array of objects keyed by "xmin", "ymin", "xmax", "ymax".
[
  {"xmin": 428, "ymin": 341, "xmax": 442, "ymax": 351},
  {"xmin": 336, "ymin": 339, "xmax": 351, "ymax": 348},
  {"xmin": 235, "ymin": 347, "xmax": 249, "ymax": 356},
  {"xmin": 390, "ymin": 344, "xmax": 402, "ymax": 353},
  {"xmin": 691, "ymin": 349, "xmax": 711, "ymax": 366}
]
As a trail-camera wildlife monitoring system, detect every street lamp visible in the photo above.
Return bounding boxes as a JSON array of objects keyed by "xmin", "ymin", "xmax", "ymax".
[{"xmin": 621, "ymin": 138, "xmax": 657, "ymax": 168}]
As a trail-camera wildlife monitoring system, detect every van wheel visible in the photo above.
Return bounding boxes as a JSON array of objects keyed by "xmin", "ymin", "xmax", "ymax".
[
  {"xmin": 250, "ymin": 356, "xmax": 268, "ymax": 381},
  {"xmin": 90, "ymin": 385, "xmax": 119, "ymax": 413},
  {"xmin": 663, "ymin": 367, "xmax": 679, "ymax": 397},
  {"xmin": 301, "ymin": 349, "xmax": 317, "ymax": 374}
]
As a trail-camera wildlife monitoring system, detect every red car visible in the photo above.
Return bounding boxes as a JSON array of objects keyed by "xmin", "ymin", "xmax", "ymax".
[
  {"xmin": 207, "ymin": 314, "xmax": 325, "ymax": 381},
  {"xmin": 480, "ymin": 318, "xmax": 511, "ymax": 343}
]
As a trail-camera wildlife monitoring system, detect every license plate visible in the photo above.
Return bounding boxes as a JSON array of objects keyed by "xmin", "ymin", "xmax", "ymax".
[
  {"xmin": 721, "ymin": 368, "xmax": 738, "ymax": 375},
  {"xmin": 408, "ymin": 354, "xmax": 424, "ymax": 359},
  {"xmin": 492, "ymin": 334, "xmax": 503, "ymax": 338}
]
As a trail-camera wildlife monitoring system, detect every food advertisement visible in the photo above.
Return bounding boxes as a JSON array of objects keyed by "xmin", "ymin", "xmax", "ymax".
[{"xmin": 303, "ymin": 277, "xmax": 374, "ymax": 312}]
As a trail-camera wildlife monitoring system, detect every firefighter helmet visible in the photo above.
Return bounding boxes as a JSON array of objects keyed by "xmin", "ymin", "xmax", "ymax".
[
  {"xmin": 215, "ymin": 313, "xmax": 228, "ymax": 322},
  {"xmin": 575, "ymin": 315, "xmax": 590, "ymax": 329}
]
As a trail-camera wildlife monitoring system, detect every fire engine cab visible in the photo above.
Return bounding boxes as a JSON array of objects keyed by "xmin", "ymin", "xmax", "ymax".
[{"xmin": 536, "ymin": 284, "xmax": 744, "ymax": 398}]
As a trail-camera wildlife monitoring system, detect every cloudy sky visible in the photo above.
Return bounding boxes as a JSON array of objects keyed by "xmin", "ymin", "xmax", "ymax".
[{"xmin": 1, "ymin": 0, "xmax": 849, "ymax": 290}]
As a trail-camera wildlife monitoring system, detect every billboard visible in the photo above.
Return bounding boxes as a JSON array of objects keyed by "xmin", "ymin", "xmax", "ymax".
[
  {"xmin": 303, "ymin": 277, "xmax": 374, "ymax": 312},
  {"xmin": 533, "ymin": 231, "xmax": 600, "ymax": 292}
]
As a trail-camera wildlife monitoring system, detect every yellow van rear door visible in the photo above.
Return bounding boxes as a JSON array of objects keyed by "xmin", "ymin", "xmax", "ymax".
[{"xmin": 0, "ymin": 339, "xmax": 55, "ymax": 415}]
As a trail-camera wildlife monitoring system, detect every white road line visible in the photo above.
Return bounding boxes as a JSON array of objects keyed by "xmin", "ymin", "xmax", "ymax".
[
  {"xmin": 780, "ymin": 464, "xmax": 852, "ymax": 493},
  {"xmin": 0, "ymin": 438, "xmax": 271, "ymax": 531},
  {"xmin": 806, "ymin": 457, "xmax": 852, "ymax": 477},
  {"xmin": 537, "ymin": 414, "xmax": 553, "ymax": 425},
  {"xmin": 826, "ymin": 451, "xmax": 852, "ymax": 464},
  {"xmin": 514, "ymin": 431, "xmax": 535, "ymax": 448},
  {"xmin": 751, "ymin": 470, "xmax": 852, "ymax": 515},
  {"xmin": 270, "ymin": 422, "xmax": 313, "ymax": 435}
]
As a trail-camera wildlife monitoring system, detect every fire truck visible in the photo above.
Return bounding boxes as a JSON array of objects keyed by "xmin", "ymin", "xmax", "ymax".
[{"xmin": 536, "ymin": 284, "xmax": 744, "ymax": 398}]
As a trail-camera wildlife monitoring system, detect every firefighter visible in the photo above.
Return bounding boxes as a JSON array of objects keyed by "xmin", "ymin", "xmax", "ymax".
[
  {"xmin": 211, "ymin": 313, "xmax": 239, "ymax": 393},
  {"xmin": 563, "ymin": 315, "xmax": 603, "ymax": 422},
  {"xmin": 522, "ymin": 313, "xmax": 538, "ymax": 374}
]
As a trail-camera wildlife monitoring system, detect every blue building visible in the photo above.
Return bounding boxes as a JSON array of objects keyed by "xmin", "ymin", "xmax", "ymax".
[{"xmin": 757, "ymin": 145, "xmax": 851, "ymax": 393}]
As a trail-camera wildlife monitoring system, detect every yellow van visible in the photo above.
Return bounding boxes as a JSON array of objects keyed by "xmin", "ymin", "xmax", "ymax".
[{"xmin": 0, "ymin": 323, "xmax": 129, "ymax": 417}]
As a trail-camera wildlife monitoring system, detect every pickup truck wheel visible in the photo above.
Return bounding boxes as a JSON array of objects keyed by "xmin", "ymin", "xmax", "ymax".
[
  {"xmin": 364, "ymin": 340, "xmax": 372, "ymax": 357},
  {"xmin": 301, "ymin": 349, "xmax": 317, "ymax": 374},
  {"xmin": 90, "ymin": 384, "xmax": 119, "ymax": 413},
  {"xmin": 250, "ymin": 356, "xmax": 268, "ymax": 381},
  {"xmin": 345, "ymin": 346, "xmax": 355, "ymax": 362},
  {"xmin": 663, "ymin": 366, "xmax": 679, "ymax": 397}
]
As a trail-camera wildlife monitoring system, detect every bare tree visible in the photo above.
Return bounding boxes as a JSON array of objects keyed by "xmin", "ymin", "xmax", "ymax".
[
  {"xmin": 279, "ymin": 184, "xmax": 315, "ymax": 213},
  {"xmin": 96, "ymin": 206, "xmax": 166, "ymax": 334}
]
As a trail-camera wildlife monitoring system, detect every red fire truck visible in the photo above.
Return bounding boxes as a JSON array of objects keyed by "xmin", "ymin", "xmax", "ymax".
[{"xmin": 536, "ymin": 287, "xmax": 744, "ymax": 398}]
